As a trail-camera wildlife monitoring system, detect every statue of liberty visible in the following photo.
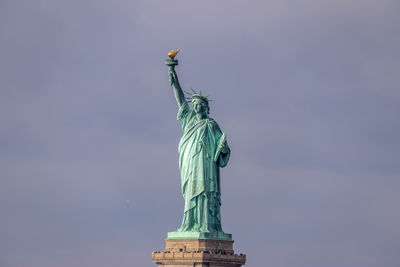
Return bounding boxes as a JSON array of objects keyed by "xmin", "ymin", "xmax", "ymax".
[{"xmin": 166, "ymin": 51, "xmax": 232, "ymax": 240}]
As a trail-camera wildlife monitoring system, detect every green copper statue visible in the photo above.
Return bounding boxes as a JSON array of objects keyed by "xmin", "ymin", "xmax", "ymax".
[{"xmin": 165, "ymin": 50, "xmax": 232, "ymax": 240}]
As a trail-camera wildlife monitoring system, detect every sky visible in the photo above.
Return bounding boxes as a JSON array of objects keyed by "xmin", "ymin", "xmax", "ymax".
[{"xmin": 0, "ymin": 0, "xmax": 399, "ymax": 266}]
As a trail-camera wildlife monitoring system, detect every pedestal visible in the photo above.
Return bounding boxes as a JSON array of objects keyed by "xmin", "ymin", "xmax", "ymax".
[
  {"xmin": 152, "ymin": 239, "xmax": 246, "ymax": 267},
  {"xmin": 167, "ymin": 231, "xmax": 232, "ymax": 241}
]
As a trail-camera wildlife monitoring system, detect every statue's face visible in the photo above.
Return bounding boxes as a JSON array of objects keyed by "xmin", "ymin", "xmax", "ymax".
[{"xmin": 192, "ymin": 99, "xmax": 207, "ymax": 114}]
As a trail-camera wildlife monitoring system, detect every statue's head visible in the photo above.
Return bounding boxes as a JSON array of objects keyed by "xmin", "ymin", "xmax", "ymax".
[
  {"xmin": 186, "ymin": 89, "xmax": 211, "ymax": 116},
  {"xmin": 191, "ymin": 94, "xmax": 210, "ymax": 115}
]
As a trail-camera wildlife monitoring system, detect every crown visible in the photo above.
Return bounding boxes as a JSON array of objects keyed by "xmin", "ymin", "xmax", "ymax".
[{"xmin": 184, "ymin": 88, "xmax": 213, "ymax": 104}]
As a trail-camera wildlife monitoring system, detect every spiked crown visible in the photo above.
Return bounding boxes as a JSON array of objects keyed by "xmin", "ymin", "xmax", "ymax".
[{"xmin": 185, "ymin": 88, "xmax": 212, "ymax": 104}]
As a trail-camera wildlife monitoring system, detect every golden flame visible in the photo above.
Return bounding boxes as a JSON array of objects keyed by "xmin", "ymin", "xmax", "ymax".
[{"xmin": 168, "ymin": 49, "xmax": 180, "ymax": 59}]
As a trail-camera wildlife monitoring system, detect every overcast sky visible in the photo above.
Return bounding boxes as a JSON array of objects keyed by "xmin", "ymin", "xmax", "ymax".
[{"xmin": 1, "ymin": 0, "xmax": 399, "ymax": 267}]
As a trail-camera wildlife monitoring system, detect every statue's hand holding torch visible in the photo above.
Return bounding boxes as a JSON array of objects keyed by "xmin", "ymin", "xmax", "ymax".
[{"xmin": 166, "ymin": 49, "xmax": 180, "ymax": 86}]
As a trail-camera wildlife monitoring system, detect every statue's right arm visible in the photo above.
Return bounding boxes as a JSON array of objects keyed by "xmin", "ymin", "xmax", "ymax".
[{"xmin": 168, "ymin": 66, "xmax": 186, "ymax": 107}]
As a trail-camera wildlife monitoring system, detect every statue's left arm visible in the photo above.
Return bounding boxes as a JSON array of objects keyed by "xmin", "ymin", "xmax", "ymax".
[{"xmin": 214, "ymin": 132, "xmax": 230, "ymax": 168}]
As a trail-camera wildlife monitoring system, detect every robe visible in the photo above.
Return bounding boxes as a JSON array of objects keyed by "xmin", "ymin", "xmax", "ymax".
[{"xmin": 176, "ymin": 102, "xmax": 230, "ymax": 232}]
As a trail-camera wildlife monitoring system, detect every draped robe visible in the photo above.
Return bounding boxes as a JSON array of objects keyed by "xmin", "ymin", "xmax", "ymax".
[{"xmin": 177, "ymin": 102, "xmax": 230, "ymax": 232}]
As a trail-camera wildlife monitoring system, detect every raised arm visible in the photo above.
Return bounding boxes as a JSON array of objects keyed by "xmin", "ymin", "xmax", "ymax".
[{"xmin": 168, "ymin": 66, "xmax": 186, "ymax": 107}]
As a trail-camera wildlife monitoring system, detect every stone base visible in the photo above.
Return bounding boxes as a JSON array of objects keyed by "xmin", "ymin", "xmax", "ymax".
[
  {"xmin": 152, "ymin": 239, "xmax": 246, "ymax": 267},
  {"xmin": 168, "ymin": 231, "xmax": 232, "ymax": 241}
]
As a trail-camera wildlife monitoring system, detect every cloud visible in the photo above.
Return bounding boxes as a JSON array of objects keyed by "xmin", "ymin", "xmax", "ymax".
[{"xmin": 0, "ymin": 0, "xmax": 399, "ymax": 266}]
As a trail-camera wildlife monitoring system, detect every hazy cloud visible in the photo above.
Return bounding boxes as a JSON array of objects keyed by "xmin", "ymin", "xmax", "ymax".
[{"xmin": 1, "ymin": 0, "xmax": 399, "ymax": 266}]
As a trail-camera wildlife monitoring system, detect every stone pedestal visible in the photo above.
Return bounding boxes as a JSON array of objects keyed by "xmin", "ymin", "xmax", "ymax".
[{"xmin": 152, "ymin": 239, "xmax": 246, "ymax": 267}]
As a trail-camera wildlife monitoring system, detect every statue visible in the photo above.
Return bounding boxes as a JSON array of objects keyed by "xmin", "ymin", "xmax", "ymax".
[
  {"xmin": 165, "ymin": 50, "xmax": 232, "ymax": 240},
  {"xmin": 152, "ymin": 51, "xmax": 246, "ymax": 267}
]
